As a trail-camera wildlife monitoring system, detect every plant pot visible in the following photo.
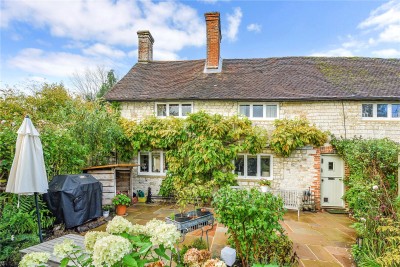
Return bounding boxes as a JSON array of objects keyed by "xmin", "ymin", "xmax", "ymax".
[
  {"xmin": 116, "ymin": 205, "xmax": 127, "ymax": 215},
  {"xmin": 174, "ymin": 213, "xmax": 191, "ymax": 222},
  {"xmin": 196, "ymin": 208, "xmax": 211, "ymax": 216},
  {"xmin": 103, "ymin": 211, "xmax": 110, "ymax": 218},
  {"xmin": 260, "ymin": 186, "xmax": 269, "ymax": 193},
  {"xmin": 132, "ymin": 196, "xmax": 138, "ymax": 204},
  {"xmin": 138, "ymin": 196, "xmax": 146, "ymax": 203}
]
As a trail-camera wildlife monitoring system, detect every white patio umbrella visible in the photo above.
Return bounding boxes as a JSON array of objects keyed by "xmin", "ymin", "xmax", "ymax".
[{"xmin": 6, "ymin": 115, "xmax": 48, "ymax": 242}]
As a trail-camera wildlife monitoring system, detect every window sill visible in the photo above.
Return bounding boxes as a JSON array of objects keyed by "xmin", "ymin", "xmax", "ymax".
[
  {"xmin": 237, "ymin": 176, "xmax": 273, "ymax": 180},
  {"xmin": 361, "ymin": 118, "xmax": 400, "ymax": 121},
  {"xmin": 138, "ymin": 172, "xmax": 167, "ymax": 176}
]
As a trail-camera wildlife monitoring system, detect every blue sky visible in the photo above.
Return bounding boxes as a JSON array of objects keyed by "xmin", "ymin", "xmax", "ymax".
[{"xmin": 1, "ymin": 0, "xmax": 399, "ymax": 91}]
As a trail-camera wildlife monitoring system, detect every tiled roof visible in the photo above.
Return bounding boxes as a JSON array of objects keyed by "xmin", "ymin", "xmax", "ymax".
[{"xmin": 105, "ymin": 57, "xmax": 400, "ymax": 101}]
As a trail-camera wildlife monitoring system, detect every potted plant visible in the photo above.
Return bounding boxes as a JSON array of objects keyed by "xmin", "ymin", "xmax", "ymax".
[
  {"xmin": 112, "ymin": 193, "xmax": 132, "ymax": 216},
  {"xmin": 102, "ymin": 205, "xmax": 113, "ymax": 218},
  {"xmin": 259, "ymin": 179, "xmax": 271, "ymax": 193}
]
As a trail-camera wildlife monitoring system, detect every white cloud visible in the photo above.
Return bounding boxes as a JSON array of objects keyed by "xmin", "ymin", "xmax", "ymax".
[
  {"xmin": 1, "ymin": 0, "xmax": 205, "ymax": 52},
  {"xmin": 83, "ymin": 43, "xmax": 126, "ymax": 59},
  {"xmin": 225, "ymin": 7, "xmax": 242, "ymax": 42},
  {"xmin": 8, "ymin": 48, "xmax": 112, "ymax": 77},
  {"xmin": 311, "ymin": 1, "xmax": 400, "ymax": 58},
  {"xmin": 372, "ymin": 48, "xmax": 400, "ymax": 57},
  {"xmin": 358, "ymin": 1, "xmax": 400, "ymax": 30},
  {"xmin": 310, "ymin": 48, "xmax": 354, "ymax": 57},
  {"xmin": 247, "ymin": 23, "xmax": 261, "ymax": 33}
]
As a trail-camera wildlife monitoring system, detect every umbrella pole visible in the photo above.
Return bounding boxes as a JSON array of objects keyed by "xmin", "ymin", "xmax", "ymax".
[{"xmin": 34, "ymin": 192, "xmax": 44, "ymax": 243}]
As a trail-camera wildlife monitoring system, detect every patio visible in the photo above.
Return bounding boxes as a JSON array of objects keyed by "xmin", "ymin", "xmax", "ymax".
[{"xmin": 93, "ymin": 203, "xmax": 356, "ymax": 267}]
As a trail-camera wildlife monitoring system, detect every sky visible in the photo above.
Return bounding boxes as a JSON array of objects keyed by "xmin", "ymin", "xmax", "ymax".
[{"xmin": 1, "ymin": 0, "xmax": 399, "ymax": 91}]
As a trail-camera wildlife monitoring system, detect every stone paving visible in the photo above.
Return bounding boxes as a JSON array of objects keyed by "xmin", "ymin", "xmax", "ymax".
[{"xmin": 94, "ymin": 203, "xmax": 356, "ymax": 267}]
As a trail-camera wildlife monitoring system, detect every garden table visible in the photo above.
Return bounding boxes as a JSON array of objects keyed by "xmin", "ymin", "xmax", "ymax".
[
  {"xmin": 20, "ymin": 234, "xmax": 84, "ymax": 266},
  {"xmin": 166, "ymin": 210, "xmax": 214, "ymax": 245}
]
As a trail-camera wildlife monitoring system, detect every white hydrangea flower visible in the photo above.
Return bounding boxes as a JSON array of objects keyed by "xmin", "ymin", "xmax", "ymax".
[
  {"xmin": 203, "ymin": 259, "xmax": 227, "ymax": 267},
  {"xmin": 84, "ymin": 231, "xmax": 110, "ymax": 253},
  {"xmin": 92, "ymin": 235, "xmax": 132, "ymax": 267},
  {"xmin": 130, "ymin": 223, "xmax": 147, "ymax": 236},
  {"xmin": 53, "ymin": 239, "xmax": 76, "ymax": 259},
  {"xmin": 106, "ymin": 216, "xmax": 134, "ymax": 234},
  {"xmin": 19, "ymin": 252, "xmax": 50, "ymax": 267},
  {"xmin": 144, "ymin": 219, "xmax": 180, "ymax": 249}
]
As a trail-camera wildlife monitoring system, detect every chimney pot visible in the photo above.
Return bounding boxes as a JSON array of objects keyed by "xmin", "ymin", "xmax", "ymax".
[
  {"xmin": 137, "ymin": 30, "xmax": 154, "ymax": 63},
  {"xmin": 205, "ymin": 12, "xmax": 221, "ymax": 71}
]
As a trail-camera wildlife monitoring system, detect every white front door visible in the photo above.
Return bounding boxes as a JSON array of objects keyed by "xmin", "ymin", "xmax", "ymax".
[{"xmin": 321, "ymin": 155, "xmax": 344, "ymax": 207}]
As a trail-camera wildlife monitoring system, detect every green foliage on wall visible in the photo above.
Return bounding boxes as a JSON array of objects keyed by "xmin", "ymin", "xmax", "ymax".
[
  {"xmin": 332, "ymin": 137, "xmax": 400, "ymax": 266},
  {"xmin": 271, "ymin": 118, "xmax": 328, "ymax": 157},
  {"xmin": 124, "ymin": 112, "xmax": 268, "ymax": 208},
  {"xmin": 0, "ymin": 83, "xmax": 131, "ymax": 180}
]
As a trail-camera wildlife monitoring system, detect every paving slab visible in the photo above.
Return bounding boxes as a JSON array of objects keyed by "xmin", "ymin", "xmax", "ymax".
[{"xmin": 91, "ymin": 204, "xmax": 356, "ymax": 267}]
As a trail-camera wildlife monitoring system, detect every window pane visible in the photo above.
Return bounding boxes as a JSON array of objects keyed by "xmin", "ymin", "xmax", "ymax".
[
  {"xmin": 152, "ymin": 153, "xmax": 161, "ymax": 173},
  {"xmin": 157, "ymin": 104, "xmax": 166, "ymax": 116},
  {"xmin": 182, "ymin": 104, "xmax": 192, "ymax": 116},
  {"xmin": 169, "ymin": 104, "xmax": 179, "ymax": 116},
  {"xmin": 265, "ymin": 105, "xmax": 277, "ymax": 118},
  {"xmin": 328, "ymin": 162, "xmax": 334, "ymax": 170},
  {"xmin": 164, "ymin": 156, "xmax": 168, "ymax": 172},
  {"xmin": 260, "ymin": 156, "xmax": 270, "ymax": 177},
  {"xmin": 377, "ymin": 104, "xmax": 388, "ymax": 117},
  {"xmin": 239, "ymin": 105, "xmax": 250, "ymax": 117},
  {"xmin": 253, "ymin": 105, "xmax": 263, "ymax": 118},
  {"xmin": 247, "ymin": 156, "xmax": 257, "ymax": 177},
  {"xmin": 362, "ymin": 104, "xmax": 373, "ymax": 117},
  {"xmin": 392, "ymin": 104, "xmax": 400, "ymax": 118},
  {"xmin": 235, "ymin": 155, "xmax": 245, "ymax": 176},
  {"xmin": 140, "ymin": 154, "xmax": 149, "ymax": 172}
]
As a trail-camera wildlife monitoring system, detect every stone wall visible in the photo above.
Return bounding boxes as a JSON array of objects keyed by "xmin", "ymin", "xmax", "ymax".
[
  {"xmin": 121, "ymin": 99, "xmax": 399, "ymax": 206},
  {"xmin": 119, "ymin": 100, "xmax": 400, "ymax": 142}
]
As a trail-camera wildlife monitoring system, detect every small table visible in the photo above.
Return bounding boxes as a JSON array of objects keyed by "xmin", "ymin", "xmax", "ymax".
[
  {"xmin": 20, "ymin": 234, "xmax": 84, "ymax": 266},
  {"xmin": 166, "ymin": 210, "xmax": 215, "ymax": 247}
]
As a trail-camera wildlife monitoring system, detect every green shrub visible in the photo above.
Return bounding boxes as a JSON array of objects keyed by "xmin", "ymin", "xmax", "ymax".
[
  {"xmin": 332, "ymin": 137, "xmax": 400, "ymax": 266},
  {"xmin": 0, "ymin": 193, "xmax": 55, "ymax": 266},
  {"xmin": 213, "ymin": 187, "xmax": 297, "ymax": 267}
]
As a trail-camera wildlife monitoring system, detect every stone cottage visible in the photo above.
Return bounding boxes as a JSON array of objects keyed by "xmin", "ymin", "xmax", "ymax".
[{"xmin": 105, "ymin": 12, "xmax": 400, "ymax": 209}]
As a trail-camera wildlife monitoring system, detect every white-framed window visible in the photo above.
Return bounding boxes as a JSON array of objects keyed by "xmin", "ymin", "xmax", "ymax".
[
  {"xmin": 238, "ymin": 103, "xmax": 279, "ymax": 119},
  {"xmin": 362, "ymin": 103, "xmax": 400, "ymax": 120},
  {"xmin": 156, "ymin": 102, "xmax": 193, "ymax": 117},
  {"xmin": 234, "ymin": 154, "xmax": 273, "ymax": 179},
  {"xmin": 138, "ymin": 151, "xmax": 168, "ymax": 175}
]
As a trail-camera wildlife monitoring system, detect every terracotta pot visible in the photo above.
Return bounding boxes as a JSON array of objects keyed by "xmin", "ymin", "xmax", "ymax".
[
  {"xmin": 132, "ymin": 196, "xmax": 138, "ymax": 204},
  {"xmin": 116, "ymin": 205, "xmax": 127, "ymax": 215}
]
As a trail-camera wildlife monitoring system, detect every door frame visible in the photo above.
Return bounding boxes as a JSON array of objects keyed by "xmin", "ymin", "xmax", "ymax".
[{"xmin": 320, "ymin": 154, "xmax": 345, "ymax": 208}]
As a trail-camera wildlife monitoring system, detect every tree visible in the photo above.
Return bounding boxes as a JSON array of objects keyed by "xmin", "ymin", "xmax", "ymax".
[
  {"xmin": 70, "ymin": 66, "xmax": 118, "ymax": 100},
  {"xmin": 97, "ymin": 69, "xmax": 117, "ymax": 98}
]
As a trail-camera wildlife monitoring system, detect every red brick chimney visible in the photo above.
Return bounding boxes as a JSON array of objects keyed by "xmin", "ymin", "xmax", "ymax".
[
  {"xmin": 205, "ymin": 12, "xmax": 221, "ymax": 70},
  {"xmin": 137, "ymin": 30, "xmax": 154, "ymax": 63}
]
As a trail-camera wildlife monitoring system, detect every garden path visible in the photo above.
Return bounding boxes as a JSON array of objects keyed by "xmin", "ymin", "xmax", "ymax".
[{"xmin": 93, "ymin": 204, "xmax": 356, "ymax": 267}]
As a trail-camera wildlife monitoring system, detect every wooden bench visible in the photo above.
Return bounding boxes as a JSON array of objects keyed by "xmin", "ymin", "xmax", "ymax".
[
  {"xmin": 20, "ymin": 234, "xmax": 84, "ymax": 266},
  {"xmin": 272, "ymin": 189, "xmax": 304, "ymax": 219}
]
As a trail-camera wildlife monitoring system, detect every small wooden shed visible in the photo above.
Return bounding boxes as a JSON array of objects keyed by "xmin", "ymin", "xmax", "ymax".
[{"xmin": 82, "ymin": 164, "xmax": 138, "ymax": 205}]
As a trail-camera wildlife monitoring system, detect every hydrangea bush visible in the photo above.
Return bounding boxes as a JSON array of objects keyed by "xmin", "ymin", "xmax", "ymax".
[
  {"xmin": 19, "ymin": 216, "xmax": 181, "ymax": 267},
  {"xmin": 19, "ymin": 252, "xmax": 50, "ymax": 267}
]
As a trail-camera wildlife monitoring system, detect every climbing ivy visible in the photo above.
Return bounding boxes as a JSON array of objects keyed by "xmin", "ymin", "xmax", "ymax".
[
  {"xmin": 270, "ymin": 118, "xmax": 328, "ymax": 157},
  {"xmin": 124, "ymin": 112, "xmax": 268, "ymax": 209}
]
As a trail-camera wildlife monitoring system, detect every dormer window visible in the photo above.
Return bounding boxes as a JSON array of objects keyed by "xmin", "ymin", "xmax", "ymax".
[{"xmin": 156, "ymin": 103, "xmax": 193, "ymax": 117}]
